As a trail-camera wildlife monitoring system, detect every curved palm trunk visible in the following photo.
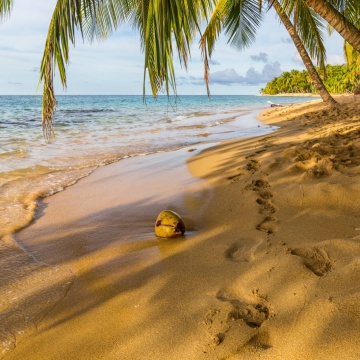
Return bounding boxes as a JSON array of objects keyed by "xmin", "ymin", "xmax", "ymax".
[
  {"xmin": 271, "ymin": 0, "xmax": 337, "ymax": 105},
  {"xmin": 305, "ymin": 0, "xmax": 360, "ymax": 53}
]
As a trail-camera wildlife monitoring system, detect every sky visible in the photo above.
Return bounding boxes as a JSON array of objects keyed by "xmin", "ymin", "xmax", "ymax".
[{"xmin": 0, "ymin": 0, "xmax": 345, "ymax": 96}]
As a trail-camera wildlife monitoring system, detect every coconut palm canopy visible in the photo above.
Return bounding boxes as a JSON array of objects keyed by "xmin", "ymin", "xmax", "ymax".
[
  {"xmin": 1, "ymin": 0, "xmax": 360, "ymax": 136},
  {"xmin": 38, "ymin": 0, "xmax": 212, "ymax": 138}
]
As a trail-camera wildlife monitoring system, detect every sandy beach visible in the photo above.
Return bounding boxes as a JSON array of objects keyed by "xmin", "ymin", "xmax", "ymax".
[{"xmin": 3, "ymin": 95, "xmax": 360, "ymax": 359}]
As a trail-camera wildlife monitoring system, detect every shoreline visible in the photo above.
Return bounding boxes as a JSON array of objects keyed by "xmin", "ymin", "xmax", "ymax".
[
  {"xmin": 260, "ymin": 93, "xmax": 321, "ymax": 97},
  {"xmin": 4, "ymin": 95, "xmax": 360, "ymax": 359},
  {"xmin": 2, "ymin": 143, "xmax": 215, "ymax": 359}
]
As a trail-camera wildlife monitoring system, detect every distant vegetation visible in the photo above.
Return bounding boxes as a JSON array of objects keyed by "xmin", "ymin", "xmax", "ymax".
[{"xmin": 260, "ymin": 64, "xmax": 360, "ymax": 95}]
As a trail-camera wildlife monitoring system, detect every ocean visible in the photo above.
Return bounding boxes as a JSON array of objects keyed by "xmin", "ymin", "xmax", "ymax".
[{"xmin": 0, "ymin": 94, "xmax": 310, "ymax": 243}]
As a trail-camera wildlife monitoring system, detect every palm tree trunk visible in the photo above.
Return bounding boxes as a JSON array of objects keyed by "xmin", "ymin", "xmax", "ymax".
[
  {"xmin": 271, "ymin": 0, "xmax": 337, "ymax": 106},
  {"xmin": 305, "ymin": 0, "xmax": 360, "ymax": 53}
]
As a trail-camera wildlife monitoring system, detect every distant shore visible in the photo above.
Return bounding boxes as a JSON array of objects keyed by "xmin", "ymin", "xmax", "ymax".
[{"xmin": 260, "ymin": 93, "xmax": 321, "ymax": 97}]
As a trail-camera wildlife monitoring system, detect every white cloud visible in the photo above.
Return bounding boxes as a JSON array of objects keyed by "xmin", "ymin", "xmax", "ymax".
[
  {"xmin": 209, "ymin": 59, "xmax": 221, "ymax": 65},
  {"xmin": 211, "ymin": 69, "xmax": 243, "ymax": 84},
  {"xmin": 203, "ymin": 62, "xmax": 282, "ymax": 86},
  {"xmin": 261, "ymin": 62, "xmax": 282, "ymax": 81},
  {"xmin": 327, "ymin": 54, "xmax": 345, "ymax": 65},
  {"xmin": 250, "ymin": 52, "xmax": 268, "ymax": 63}
]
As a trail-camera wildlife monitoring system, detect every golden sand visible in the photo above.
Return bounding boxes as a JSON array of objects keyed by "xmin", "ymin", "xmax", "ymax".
[{"xmin": 5, "ymin": 95, "xmax": 360, "ymax": 359}]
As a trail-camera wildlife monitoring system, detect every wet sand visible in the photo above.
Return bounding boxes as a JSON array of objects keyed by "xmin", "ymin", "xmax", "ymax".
[{"xmin": 4, "ymin": 95, "xmax": 360, "ymax": 359}]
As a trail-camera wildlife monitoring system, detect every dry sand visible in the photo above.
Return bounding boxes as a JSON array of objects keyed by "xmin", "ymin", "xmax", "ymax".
[{"xmin": 4, "ymin": 95, "xmax": 360, "ymax": 359}]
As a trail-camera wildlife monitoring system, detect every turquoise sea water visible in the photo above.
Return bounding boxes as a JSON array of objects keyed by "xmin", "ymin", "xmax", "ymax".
[{"xmin": 0, "ymin": 94, "xmax": 311, "ymax": 241}]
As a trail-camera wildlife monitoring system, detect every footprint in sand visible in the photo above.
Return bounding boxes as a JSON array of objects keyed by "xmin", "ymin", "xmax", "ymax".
[
  {"xmin": 256, "ymin": 216, "xmax": 277, "ymax": 235},
  {"xmin": 291, "ymin": 246, "xmax": 334, "ymax": 276},
  {"xmin": 245, "ymin": 159, "xmax": 259, "ymax": 174},
  {"xmin": 241, "ymin": 331, "xmax": 272, "ymax": 352},
  {"xmin": 244, "ymin": 179, "xmax": 270, "ymax": 191},
  {"xmin": 257, "ymin": 198, "xmax": 278, "ymax": 216},
  {"xmin": 225, "ymin": 243, "xmax": 249, "ymax": 262},
  {"xmin": 224, "ymin": 239, "xmax": 261, "ymax": 263},
  {"xmin": 215, "ymin": 289, "xmax": 275, "ymax": 329},
  {"xmin": 258, "ymin": 189, "xmax": 273, "ymax": 200}
]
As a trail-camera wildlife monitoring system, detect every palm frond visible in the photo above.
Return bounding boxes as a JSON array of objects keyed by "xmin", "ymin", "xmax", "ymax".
[
  {"xmin": 328, "ymin": 0, "xmax": 360, "ymax": 15},
  {"xmin": 130, "ymin": 0, "xmax": 209, "ymax": 99},
  {"xmin": 200, "ymin": 0, "xmax": 262, "ymax": 95},
  {"xmin": 222, "ymin": 0, "xmax": 262, "ymax": 50},
  {"xmin": 278, "ymin": 0, "xmax": 327, "ymax": 73},
  {"xmin": 0, "ymin": 0, "xmax": 13, "ymax": 21},
  {"xmin": 295, "ymin": 1, "xmax": 326, "ymax": 72},
  {"xmin": 201, "ymin": 0, "xmax": 225, "ymax": 57},
  {"xmin": 40, "ymin": 0, "xmax": 130, "ymax": 139},
  {"xmin": 81, "ymin": 0, "xmax": 130, "ymax": 41},
  {"xmin": 40, "ymin": 0, "xmax": 211, "ymax": 137},
  {"xmin": 39, "ymin": 0, "xmax": 78, "ymax": 138},
  {"xmin": 199, "ymin": 0, "xmax": 226, "ymax": 95}
]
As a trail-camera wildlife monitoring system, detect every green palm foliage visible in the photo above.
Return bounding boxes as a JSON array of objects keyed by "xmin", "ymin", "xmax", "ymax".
[
  {"xmin": 0, "ymin": 0, "xmax": 13, "ymax": 21},
  {"xmin": 40, "ymin": 0, "xmax": 211, "ymax": 138},
  {"xmin": 130, "ymin": 0, "xmax": 210, "ymax": 97},
  {"xmin": 39, "ymin": 0, "xmax": 131, "ymax": 138},
  {"xmin": 200, "ymin": 0, "xmax": 262, "ymax": 94},
  {"xmin": 305, "ymin": 0, "xmax": 360, "ymax": 52},
  {"xmin": 281, "ymin": 0, "xmax": 327, "ymax": 74},
  {"xmin": 261, "ymin": 64, "xmax": 360, "ymax": 95},
  {"xmin": 200, "ymin": 0, "xmax": 333, "ymax": 102},
  {"xmin": 326, "ymin": 0, "xmax": 360, "ymax": 66},
  {"xmin": 344, "ymin": 42, "xmax": 360, "ymax": 66}
]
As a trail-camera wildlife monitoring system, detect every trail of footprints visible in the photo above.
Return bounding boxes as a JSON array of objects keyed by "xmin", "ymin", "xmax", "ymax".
[
  {"xmin": 204, "ymin": 147, "xmax": 278, "ymax": 354},
  {"xmin": 227, "ymin": 141, "xmax": 279, "ymax": 238},
  {"xmin": 244, "ymin": 148, "xmax": 278, "ymax": 238},
  {"xmin": 243, "ymin": 147, "xmax": 334, "ymax": 276},
  {"xmin": 205, "ymin": 141, "xmax": 335, "ymax": 355},
  {"xmin": 246, "ymin": 179, "xmax": 278, "ymax": 237}
]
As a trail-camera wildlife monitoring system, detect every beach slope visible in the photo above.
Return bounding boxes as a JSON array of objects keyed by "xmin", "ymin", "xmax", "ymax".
[
  {"xmin": 5, "ymin": 95, "xmax": 360, "ymax": 359},
  {"xmin": 186, "ymin": 94, "xmax": 360, "ymax": 358}
]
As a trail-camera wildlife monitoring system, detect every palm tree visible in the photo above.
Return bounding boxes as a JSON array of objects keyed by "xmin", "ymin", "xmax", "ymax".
[
  {"xmin": 271, "ymin": 0, "xmax": 336, "ymax": 104},
  {"xmin": 303, "ymin": 0, "xmax": 360, "ymax": 53},
  {"xmin": 201, "ymin": 0, "xmax": 336, "ymax": 104}
]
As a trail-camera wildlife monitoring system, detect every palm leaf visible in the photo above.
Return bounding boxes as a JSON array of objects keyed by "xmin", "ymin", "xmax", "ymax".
[
  {"xmin": 222, "ymin": 0, "xmax": 262, "ymax": 50},
  {"xmin": 200, "ymin": 0, "xmax": 262, "ymax": 95},
  {"xmin": 279, "ymin": 0, "xmax": 327, "ymax": 74},
  {"xmin": 40, "ymin": 0, "xmax": 130, "ymax": 139},
  {"xmin": 40, "ymin": 0, "xmax": 210, "ymax": 137},
  {"xmin": 130, "ymin": 0, "xmax": 209, "ymax": 99},
  {"xmin": 0, "ymin": 0, "xmax": 13, "ymax": 21}
]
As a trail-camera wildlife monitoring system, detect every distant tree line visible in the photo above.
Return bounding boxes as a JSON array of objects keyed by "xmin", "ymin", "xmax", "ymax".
[{"xmin": 260, "ymin": 64, "xmax": 360, "ymax": 95}]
